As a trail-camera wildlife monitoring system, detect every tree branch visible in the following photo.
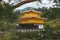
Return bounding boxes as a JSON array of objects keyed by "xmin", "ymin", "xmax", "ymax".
[
  {"xmin": 12, "ymin": 0, "xmax": 36, "ymax": 9},
  {"xmin": 0, "ymin": 0, "xmax": 36, "ymax": 8},
  {"xmin": 0, "ymin": 0, "xmax": 2, "ymax": 2}
]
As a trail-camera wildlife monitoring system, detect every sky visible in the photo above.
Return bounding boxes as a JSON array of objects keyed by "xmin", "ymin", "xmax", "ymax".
[
  {"xmin": 15, "ymin": 0, "xmax": 56, "ymax": 10},
  {"xmin": 3, "ymin": 0, "xmax": 56, "ymax": 10}
]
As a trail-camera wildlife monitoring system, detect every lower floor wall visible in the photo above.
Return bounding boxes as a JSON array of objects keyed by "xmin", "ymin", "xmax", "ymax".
[{"xmin": 16, "ymin": 24, "xmax": 44, "ymax": 29}]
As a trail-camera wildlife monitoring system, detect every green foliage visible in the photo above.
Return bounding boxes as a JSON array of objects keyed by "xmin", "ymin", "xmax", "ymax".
[
  {"xmin": 0, "ymin": 3, "xmax": 18, "ymax": 23},
  {"xmin": 0, "ymin": 1, "xmax": 60, "ymax": 40},
  {"xmin": 42, "ymin": 8, "xmax": 60, "ymax": 20},
  {"xmin": 0, "ymin": 2, "xmax": 19, "ymax": 40}
]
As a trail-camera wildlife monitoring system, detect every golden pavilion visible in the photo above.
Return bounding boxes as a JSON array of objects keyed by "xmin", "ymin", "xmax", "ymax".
[{"xmin": 17, "ymin": 8, "xmax": 46, "ymax": 29}]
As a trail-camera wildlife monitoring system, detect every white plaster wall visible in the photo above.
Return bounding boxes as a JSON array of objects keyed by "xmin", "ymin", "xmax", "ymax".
[{"xmin": 39, "ymin": 25, "xmax": 43, "ymax": 29}]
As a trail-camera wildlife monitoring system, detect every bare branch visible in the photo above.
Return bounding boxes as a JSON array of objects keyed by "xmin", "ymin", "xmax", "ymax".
[
  {"xmin": 12, "ymin": 0, "xmax": 36, "ymax": 8},
  {"xmin": 0, "ymin": 0, "xmax": 2, "ymax": 2},
  {"xmin": 0, "ymin": 0, "xmax": 36, "ymax": 8}
]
